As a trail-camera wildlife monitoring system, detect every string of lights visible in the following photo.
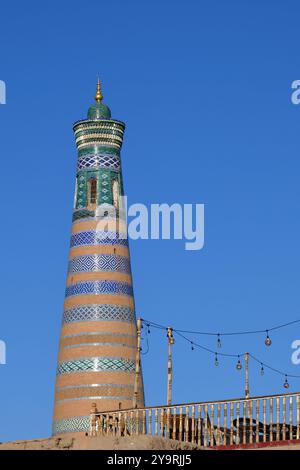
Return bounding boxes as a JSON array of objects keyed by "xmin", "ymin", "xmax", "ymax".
[
  {"xmin": 147, "ymin": 318, "xmax": 300, "ymax": 340},
  {"xmin": 140, "ymin": 316, "xmax": 300, "ymax": 347},
  {"xmin": 140, "ymin": 318, "xmax": 300, "ymax": 388}
]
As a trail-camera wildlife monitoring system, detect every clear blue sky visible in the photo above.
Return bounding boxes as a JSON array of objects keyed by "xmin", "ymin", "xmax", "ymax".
[{"xmin": 1, "ymin": 0, "xmax": 300, "ymax": 442}]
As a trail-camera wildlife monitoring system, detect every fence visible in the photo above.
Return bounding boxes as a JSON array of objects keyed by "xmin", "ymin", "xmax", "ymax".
[{"xmin": 90, "ymin": 391, "xmax": 300, "ymax": 447}]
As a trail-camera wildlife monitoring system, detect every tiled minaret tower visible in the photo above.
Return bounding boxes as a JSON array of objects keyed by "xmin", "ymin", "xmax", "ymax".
[{"xmin": 53, "ymin": 81, "xmax": 144, "ymax": 435}]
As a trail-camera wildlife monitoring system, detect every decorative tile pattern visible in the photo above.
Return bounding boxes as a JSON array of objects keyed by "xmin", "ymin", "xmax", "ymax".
[
  {"xmin": 68, "ymin": 254, "xmax": 130, "ymax": 274},
  {"xmin": 77, "ymin": 138, "xmax": 121, "ymax": 151},
  {"xmin": 75, "ymin": 127, "xmax": 124, "ymax": 139},
  {"xmin": 70, "ymin": 230, "xmax": 128, "ymax": 248},
  {"xmin": 56, "ymin": 357, "xmax": 136, "ymax": 375},
  {"xmin": 72, "ymin": 209, "xmax": 95, "ymax": 221},
  {"xmin": 73, "ymin": 119, "xmax": 125, "ymax": 133},
  {"xmin": 100, "ymin": 170, "xmax": 110, "ymax": 202},
  {"xmin": 53, "ymin": 413, "xmax": 144, "ymax": 435},
  {"xmin": 62, "ymin": 305, "xmax": 135, "ymax": 324},
  {"xmin": 65, "ymin": 280, "xmax": 133, "ymax": 298},
  {"xmin": 76, "ymin": 133, "xmax": 123, "ymax": 145},
  {"xmin": 77, "ymin": 154, "xmax": 120, "ymax": 171},
  {"xmin": 52, "ymin": 415, "xmax": 90, "ymax": 435}
]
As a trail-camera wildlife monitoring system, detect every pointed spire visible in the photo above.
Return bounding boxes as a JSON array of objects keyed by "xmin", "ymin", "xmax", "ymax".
[{"xmin": 94, "ymin": 78, "xmax": 103, "ymax": 103}]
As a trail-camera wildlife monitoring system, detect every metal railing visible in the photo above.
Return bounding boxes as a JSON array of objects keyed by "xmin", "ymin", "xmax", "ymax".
[{"xmin": 90, "ymin": 391, "xmax": 300, "ymax": 448}]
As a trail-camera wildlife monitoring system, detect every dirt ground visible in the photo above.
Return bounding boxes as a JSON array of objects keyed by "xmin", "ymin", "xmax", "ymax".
[
  {"xmin": 0, "ymin": 435, "xmax": 201, "ymax": 450},
  {"xmin": 1, "ymin": 434, "xmax": 300, "ymax": 450}
]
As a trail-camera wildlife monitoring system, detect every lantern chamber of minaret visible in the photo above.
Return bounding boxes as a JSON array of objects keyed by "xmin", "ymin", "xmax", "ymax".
[{"xmin": 52, "ymin": 81, "xmax": 144, "ymax": 436}]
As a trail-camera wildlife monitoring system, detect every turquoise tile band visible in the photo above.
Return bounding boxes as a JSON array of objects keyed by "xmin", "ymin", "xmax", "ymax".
[
  {"xmin": 56, "ymin": 357, "xmax": 136, "ymax": 376},
  {"xmin": 52, "ymin": 415, "xmax": 90, "ymax": 435}
]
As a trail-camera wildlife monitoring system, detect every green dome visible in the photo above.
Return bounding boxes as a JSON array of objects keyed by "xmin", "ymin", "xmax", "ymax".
[{"xmin": 87, "ymin": 102, "xmax": 111, "ymax": 120}]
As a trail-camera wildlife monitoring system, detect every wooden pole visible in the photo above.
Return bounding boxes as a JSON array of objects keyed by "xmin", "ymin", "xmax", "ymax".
[
  {"xmin": 167, "ymin": 327, "xmax": 174, "ymax": 406},
  {"xmin": 133, "ymin": 318, "xmax": 142, "ymax": 408}
]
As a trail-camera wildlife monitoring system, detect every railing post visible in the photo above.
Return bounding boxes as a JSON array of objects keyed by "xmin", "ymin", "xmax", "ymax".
[
  {"xmin": 243, "ymin": 401, "xmax": 247, "ymax": 444},
  {"xmin": 133, "ymin": 318, "xmax": 142, "ymax": 409},
  {"xmin": 160, "ymin": 409, "xmax": 165, "ymax": 437},
  {"xmin": 217, "ymin": 404, "xmax": 221, "ymax": 446},
  {"xmin": 191, "ymin": 406, "xmax": 195, "ymax": 444},
  {"xmin": 204, "ymin": 404, "xmax": 208, "ymax": 447},
  {"xmin": 249, "ymin": 400, "xmax": 253, "ymax": 444},
  {"xmin": 289, "ymin": 396, "xmax": 293, "ymax": 440},
  {"xmin": 197, "ymin": 405, "xmax": 202, "ymax": 447},
  {"xmin": 269, "ymin": 398, "xmax": 273, "ymax": 442},
  {"xmin": 263, "ymin": 399, "xmax": 267, "ymax": 443},
  {"xmin": 154, "ymin": 408, "xmax": 158, "ymax": 436},
  {"xmin": 185, "ymin": 407, "xmax": 189, "ymax": 443},
  {"xmin": 118, "ymin": 411, "xmax": 122, "ymax": 437},
  {"xmin": 236, "ymin": 402, "xmax": 240, "ymax": 445},
  {"xmin": 230, "ymin": 402, "xmax": 234, "ymax": 445},
  {"xmin": 172, "ymin": 407, "xmax": 176, "ymax": 440},
  {"xmin": 90, "ymin": 402, "xmax": 98, "ymax": 437},
  {"xmin": 179, "ymin": 407, "xmax": 183, "ymax": 442},
  {"xmin": 210, "ymin": 404, "xmax": 214, "ymax": 447},
  {"xmin": 167, "ymin": 407, "xmax": 171, "ymax": 439},
  {"xmin": 99, "ymin": 414, "xmax": 104, "ymax": 436},
  {"xmin": 112, "ymin": 413, "xmax": 116, "ymax": 435},
  {"xmin": 255, "ymin": 399, "xmax": 260, "ymax": 444},
  {"xmin": 276, "ymin": 397, "xmax": 280, "ymax": 441},
  {"xmin": 223, "ymin": 403, "xmax": 228, "ymax": 446},
  {"xmin": 148, "ymin": 409, "xmax": 153, "ymax": 436},
  {"xmin": 282, "ymin": 396, "xmax": 287, "ymax": 440}
]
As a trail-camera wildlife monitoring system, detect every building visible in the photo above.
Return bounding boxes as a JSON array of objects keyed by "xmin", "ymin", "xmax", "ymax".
[{"xmin": 52, "ymin": 81, "xmax": 144, "ymax": 436}]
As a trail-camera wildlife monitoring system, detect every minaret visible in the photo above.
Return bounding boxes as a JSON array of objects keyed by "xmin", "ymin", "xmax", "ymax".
[{"xmin": 52, "ymin": 80, "xmax": 144, "ymax": 436}]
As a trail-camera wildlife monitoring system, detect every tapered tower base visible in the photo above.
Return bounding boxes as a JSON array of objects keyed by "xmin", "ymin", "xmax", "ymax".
[{"xmin": 53, "ymin": 81, "xmax": 144, "ymax": 435}]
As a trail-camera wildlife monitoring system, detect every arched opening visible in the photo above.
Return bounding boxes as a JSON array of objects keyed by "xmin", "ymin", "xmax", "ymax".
[{"xmin": 88, "ymin": 177, "xmax": 97, "ymax": 207}]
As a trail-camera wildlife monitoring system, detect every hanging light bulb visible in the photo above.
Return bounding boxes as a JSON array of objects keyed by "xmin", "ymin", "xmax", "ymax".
[
  {"xmin": 214, "ymin": 353, "xmax": 219, "ymax": 367},
  {"xmin": 191, "ymin": 342, "xmax": 194, "ymax": 351},
  {"xmin": 284, "ymin": 375, "xmax": 289, "ymax": 389},
  {"xmin": 260, "ymin": 364, "xmax": 265, "ymax": 376},
  {"xmin": 236, "ymin": 356, "xmax": 242, "ymax": 370},
  {"xmin": 217, "ymin": 334, "xmax": 222, "ymax": 348},
  {"xmin": 265, "ymin": 330, "xmax": 272, "ymax": 346}
]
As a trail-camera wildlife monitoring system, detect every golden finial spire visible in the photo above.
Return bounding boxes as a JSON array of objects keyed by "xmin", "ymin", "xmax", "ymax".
[{"xmin": 94, "ymin": 78, "xmax": 103, "ymax": 103}]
